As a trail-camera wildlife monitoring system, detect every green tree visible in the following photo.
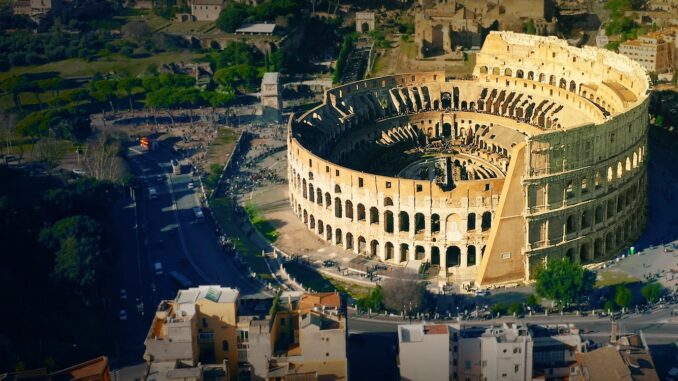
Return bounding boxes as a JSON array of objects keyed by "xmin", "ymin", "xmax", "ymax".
[
  {"xmin": 614, "ymin": 284, "xmax": 632, "ymax": 309},
  {"xmin": 117, "ymin": 76, "xmax": 141, "ymax": 111},
  {"xmin": 216, "ymin": 3, "xmax": 250, "ymax": 33},
  {"xmin": 490, "ymin": 303, "xmax": 507, "ymax": 317},
  {"xmin": 526, "ymin": 294, "xmax": 539, "ymax": 309},
  {"xmin": 604, "ymin": 299, "xmax": 617, "ymax": 312},
  {"xmin": 508, "ymin": 302, "xmax": 524, "ymax": 316},
  {"xmin": 534, "ymin": 258, "xmax": 596, "ymax": 308},
  {"xmin": 39, "ymin": 215, "xmax": 104, "ymax": 296},
  {"xmin": 641, "ymin": 282, "xmax": 663, "ymax": 303},
  {"xmin": 2, "ymin": 74, "xmax": 29, "ymax": 108},
  {"xmin": 655, "ymin": 115, "xmax": 664, "ymax": 127},
  {"xmin": 524, "ymin": 19, "xmax": 537, "ymax": 34}
]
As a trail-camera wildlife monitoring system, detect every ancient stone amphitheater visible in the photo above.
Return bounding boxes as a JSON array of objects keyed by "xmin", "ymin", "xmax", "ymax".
[{"xmin": 287, "ymin": 31, "xmax": 651, "ymax": 287}]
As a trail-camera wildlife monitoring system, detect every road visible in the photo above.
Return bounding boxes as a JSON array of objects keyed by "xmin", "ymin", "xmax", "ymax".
[{"xmin": 109, "ymin": 145, "xmax": 268, "ymax": 366}]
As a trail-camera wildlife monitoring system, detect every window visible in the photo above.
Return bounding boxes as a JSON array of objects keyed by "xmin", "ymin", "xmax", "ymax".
[
  {"xmin": 202, "ymin": 318, "xmax": 208, "ymax": 328},
  {"xmin": 335, "ymin": 169, "xmax": 340, "ymax": 176},
  {"xmin": 482, "ymin": 360, "xmax": 487, "ymax": 367},
  {"xmin": 515, "ymin": 364, "xmax": 520, "ymax": 372},
  {"xmin": 326, "ymin": 166, "xmax": 330, "ymax": 172},
  {"xmin": 416, "ymin": 184, "xmax": 423, "ymax": 192},
  {"xmin": 485, "ymin": 184, "xmax": 490, "ymax": 191},
  {"xmin": 359, "ymin": 178, "xmax": 364, "ymax": 187},
  {"xmin": 222, "ymin": 340, "xmax": 229, "ymax": 351},
  {"xmin": 502, "ymin": 373, "xmax": 507, "ymax": 377},
  {"xmin": 386, "ymin": 182, "xmax": 392, "ymax": 188}
]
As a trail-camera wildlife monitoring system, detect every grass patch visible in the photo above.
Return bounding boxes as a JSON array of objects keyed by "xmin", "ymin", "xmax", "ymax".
[
  {"xmin": 596, "ymin": 270, "xmax": 640, "ymax": 287},
  {"xmin": 210, "ymin": 197, "xmax": 272, "ymax": 280},
  {"xmin": 330, "ymin": 279, "xmax": 371, "ymax": 300},
  {"xmin": 245, "ymin": 202, "xmax": 279, "ymax": 242},
  {"xmin": 283, "ymin": 261, "xmax": 336, "ymax": 292},
  {"xmin": 0, "ymin": 51, "xmax": 203, "ymax": 82},
  {"xmin": 206, "ymin": 127, "xmax": 239, "ymax": 172}
]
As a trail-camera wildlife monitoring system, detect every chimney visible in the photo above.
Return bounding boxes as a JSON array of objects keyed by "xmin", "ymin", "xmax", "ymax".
[{"xmin": 610, "ymin": 320, "xmax": 619, "ymax": 344}]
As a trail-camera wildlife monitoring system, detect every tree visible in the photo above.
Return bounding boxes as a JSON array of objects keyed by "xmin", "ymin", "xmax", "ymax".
[
  {"xmin": 117, "ymin": 76, "xmax": 141, "ymax": 111},
  {"xmin": 39, "ymin": 215, "xmax": 104, "ymax": 301},
  {"xmin": 81, "ymin": 133, "xmax": 126, "ymax": 182},
  {"xmin": 508, "ymin": 302, "xmax": 524, "ymax": 316},
  {"xmin": 655, "ymin": 115, "xmax": 664, "ymax": 127},
  {"xmin": 491, "ymin": 303, "xmax": 507, "ymax": 317},
  {"xmin": 1, "ymin": 74, "xmax": 29, "ymax": 108},
  {"xmin": 526, "ymin": 294, "xmax": 539, "ymax": 309},
  {"xmin": 381, "ymin": 270, "xmax": 427, "ymax": 314},
  {"xmin": 649, "ymin": 71, "xmax": 658, "ymax": 86},
  {"xmin": 216, "ymin": 4, "xmax": 250, "ymax": 33},
  {"xmin": 35, "ymin": 136, "xmax": 64, "ymax": 182},
  {"xmin": 641, "ymin": 282, "xmax": 663, "ymax": 303},
  {"xmin": 524, "ymin": 19, "xmax": 537, "ymax": 35},
  {"xmin": 614, "ymin": 284, "xmax": 632, "ymax": 309},
  {"xmin": 534, "ymin": 258, "xmax": 596, "ymax": 308}
]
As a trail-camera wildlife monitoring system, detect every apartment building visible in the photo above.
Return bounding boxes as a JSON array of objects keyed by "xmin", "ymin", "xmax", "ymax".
[
  {"xmin": 619, "ymin": 28, "xmax": 678, "ymax": 73},
  {"xmin": 398, "ymin": 323, "xmax": 461, "ymax": 381},
  {"xmin": 143, "ymin": 286, "xmax": 239, "ymax": 380},
  {"xmin": 531, "ymin": 324, "xmax": 587, "ymax": 380},
  {"xmin": 143, "ymin": 288, "xmax": 347, "ymax": 381}
]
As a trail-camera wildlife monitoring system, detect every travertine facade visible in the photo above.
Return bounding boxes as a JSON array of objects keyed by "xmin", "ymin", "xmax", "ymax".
[{"xmin": 287, "ymin": 32, "xmax": 651, "ymax": 287}]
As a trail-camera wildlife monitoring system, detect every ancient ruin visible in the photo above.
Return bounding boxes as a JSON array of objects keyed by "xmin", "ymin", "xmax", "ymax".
[{"xmin": 287, "ymin": 32, "xmax": 651, "ymax": 286}]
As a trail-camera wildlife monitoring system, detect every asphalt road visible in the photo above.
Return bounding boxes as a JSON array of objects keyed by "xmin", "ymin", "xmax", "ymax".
[{"xmin": 109, "ymin": 145, "xmax": 268, "ymax": 366}]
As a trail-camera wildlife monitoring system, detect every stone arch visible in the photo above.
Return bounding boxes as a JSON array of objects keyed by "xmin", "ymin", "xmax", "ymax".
[
  {"xmin": 370, "ymin": 240, "xmax": 379, "ymax": 257},
  {"xmin": 326, "ymin": 224, "xmax": 332, "ymax": 241},
  {"xmin": 334, "ymin": 184, "xmax": 341, "ymax": 193},
  {"xmin": 400, "ymin": 244, "xmax": 409, "ymax": 262},
  {"xmin": 617, "ymin": 161, "xmax": 623, "ymax": 179},
  {"xmin": 480, "ymin": 66, "xmax": 488, "ymax": 74},
  {"xmin": 303, "ymin": 209, "xmax": 308, "ymax": 225},
  {"xmin": 431, "ymin": 246, "xmax": 440, "ymax": 265},
  {"xmin": 308, "ymin": 172, "xmax": 314, "ymax": 181},
  {"xmin": 566, "ymin": 247, "xmax": 575, "ymax": 262},
  {"xmin": 441, "ymin": 92, "xmax": 452, "ymax": 109},
  {"xmin": 335, "ymin": 228, "xmax": 342, "ymax": 245},
  {"xmin": 414, "ymin": 213, "xmax": 425, "ymax": 234},
  {"xmin": 539, "ymin": 73, "xmax": 546, "ymax": 82},
  {"xmin": 559, "ymin": 78, "xmax": 567, "ymax": 89},
  {"xmin": 492, "ymin": 67, "xmax": 500, "ymax": 76},
  {"xmin": 504, "ymin": 68, "xmax": 512, "ymax": 76},
  {"xmin": 446, "ymin": 246, "xmax": 460, "ymax": 267},
  {"xmin": 625, "ymin": 157, "xmax": 631, "ymax": 172},
  {"xmin": 632, "ymin": 152, "xmax": 638, "ymax": 168},
  {"xmin": 527, "ymin": 71, "xmax": 534, "ymax": 80},
  {"xmin": 467, "ymin": 245, "xmax": 477, "ymax": 266},
  {"xmin": 346, "ymin": 232, "xmax": 354, "ymax": 250},
  {"xmin": 566, "ymin": 215, "xmax": 576, "ymax": 235},
  {"xmin": 580, "ymin": 242, "xmax": 591, "ymax": 263},
  {"xmin": 569, "ymin": 80, "xmax": 576, "ymax": 92},
  {"xmin": 385, "ymin": 242, "xmax": 394, "ymax": 260},
  {"xmin": 345, "ymin": 200, "xmax": 354, "ymax": 219},
  {"xmin": 334, "ymin": 197, "xmax": 342, "ymax": 218},
  {"xmin": 399, "ymin": 211, "xmax": 410, "ymax": 232},
  {"xmin": 325, "ymin": 192, "xmax": 332, "ymax": 208},
  {"xmin": 481, "ymin": 211, "xmax": 492, "ymax": 231},
  {"xmin": 467, "ymin": 213, "xmax": 476, "ymax": 230},
  {"xmin": 594, "ymin": 237, "xmax": 603, "ymax": 258},
  {"xmin": 370, "ymin": 207, "xmax": 379, "ymax": 224},
  {"xmin": 607, "ymin": 166, "xmax": 614, "ymax": 182},
  {"xmin": 461, "ymin": 101, "xmax": 468, "ymax": 110},
  {"xmin": 357, "ymin": 236, "xmax": 367, "ymax": 253},
  {"xmin": 549, "ymin": 75, "xmax": 556, "ymax": 86},
  {"xmin": 384, "ymin": 210, "xmax": 394, "ymax": 233},
  {"xmin": 581, "ymin": 209, "xmax": 591, "ymax": 229},
  {"xmin": 445, "ymin": 214, "xmax": 463, "ymax": 240},
  {"xmin": 516, "ymin": 69, "xmax": 524, "ymax": 78},
  {"xmin": 415, "ymin": 245, "xmax": 425, "ymax": 260},
  {"xmin": 431, "ymin": 213, "xmax": 441, "ymax": 234},
  {"xmin": 309, "ymin": 184, "xmax": 315, "ymax": 202},
  {"xmin": 384, "ymin": 197, "xmax": 394, "ymax": 207},
  {"xmin": 357, "ymin": 204, "xmax": 366, "ymax": 221},
  {"xmin": 316, "ymin": 188, "xmax": 323, "ymax": 205},
  {"xmin": 318, "ymin": 220, "xmax": 324, "ymax": 235},
  {"xmin": 302, "ymin": 179, "xmax": 307, "ymax": 198}
]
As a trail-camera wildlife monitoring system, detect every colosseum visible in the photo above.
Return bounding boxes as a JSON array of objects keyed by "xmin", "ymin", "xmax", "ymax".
[{"xmin": 287, "ymin": 31, "xmax": 651, "ymax": 287}]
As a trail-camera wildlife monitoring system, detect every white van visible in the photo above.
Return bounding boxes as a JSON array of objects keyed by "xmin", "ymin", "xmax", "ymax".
[{"xmin": 154, "ymin": 262, "xmax": 163, "ymax": 275}]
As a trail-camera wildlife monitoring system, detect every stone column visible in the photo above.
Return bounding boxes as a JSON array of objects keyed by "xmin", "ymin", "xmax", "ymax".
[{"xmin": 460, "ymin": 246, "xmax": 468, "ymax": 268}]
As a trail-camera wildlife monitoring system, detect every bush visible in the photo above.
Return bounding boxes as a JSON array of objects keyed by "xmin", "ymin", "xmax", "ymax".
[
  {"xmin": 490, "ymin": 303, "xmax": 507, "ymax": 317},
  {"xmin": 641, "ymin": 282, "xmax": 663, "ymax": 303},
  {"xmin": 508, "ymin": 302, "xmax": 524, "ymax": 316}
]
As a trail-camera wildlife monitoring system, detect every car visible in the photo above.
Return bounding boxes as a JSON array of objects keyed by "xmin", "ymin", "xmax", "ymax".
[
  {"xmin": 474, "ymin": 289, "xmax": 490, "ymax": 296},
  {"xmin": 154, "ymin": 262, "xmax": 163, "ymax": 275},
  {"xmin": 187, "ymin": 182, "xmax": 195, "ymax": 190},
  {"xmin": 119, "ymin": 289, "xmax": 127, "ymax": 300},
  {"xmin": 119, "ymin": 309, "xmax": 127, "ymax": 321}
]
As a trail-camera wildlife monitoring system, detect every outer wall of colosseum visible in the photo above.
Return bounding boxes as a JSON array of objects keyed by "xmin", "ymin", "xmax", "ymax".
[{"xmin": 286, "ymin": 31, "xmax": 651, "ymax": 287}]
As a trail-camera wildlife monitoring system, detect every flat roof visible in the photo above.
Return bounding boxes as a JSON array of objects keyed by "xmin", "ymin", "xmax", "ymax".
[
  {"xmin": 236, "ymin": 23, "xmax": 276, "ymax": 34},
  {"xmin": 175, "ymin": 285, "xmax": 238, "ymax": 305}
]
